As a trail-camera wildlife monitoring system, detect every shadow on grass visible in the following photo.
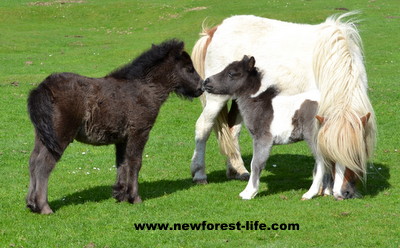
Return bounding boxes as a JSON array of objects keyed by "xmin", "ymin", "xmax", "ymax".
[
  {"xmin": 49, "ymin": 185, "xmax": 112, "ymax": 212},
  {"xmin": 242, "ymin": 154, "xmax": 391, "ymax": 198},
  {"xmin": 49, "ymin": 154, "xmax": 390, "ymax": 211},
  {"xmin": 49, "ymin": 177, "xmax": 195, "ymax": 212}
]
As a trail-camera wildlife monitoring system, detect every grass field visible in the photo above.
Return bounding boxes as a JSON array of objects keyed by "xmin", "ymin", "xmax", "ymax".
[{"xmin": 1, "ymin": 0, "xmax": 399, "ymax": 247}]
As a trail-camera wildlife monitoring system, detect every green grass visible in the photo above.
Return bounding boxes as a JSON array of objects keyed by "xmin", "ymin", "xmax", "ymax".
[{"xmin": 1, "ymin": 0, "xmax": 399, "ymax": 247}]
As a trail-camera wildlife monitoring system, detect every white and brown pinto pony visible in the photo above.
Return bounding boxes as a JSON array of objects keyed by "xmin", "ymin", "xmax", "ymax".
[{"xmin": 190, "ymin": 13, "xmax": 376, "ymax": 200}]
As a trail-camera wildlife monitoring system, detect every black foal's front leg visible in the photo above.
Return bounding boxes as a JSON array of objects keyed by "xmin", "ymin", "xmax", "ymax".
[
  {"xmin": 113, "ymin": 138, "xmax": 146, "ymax": 204},
  {"xmin": 126, "ymin": 154, "xmax": 143, "ymax": 204}
]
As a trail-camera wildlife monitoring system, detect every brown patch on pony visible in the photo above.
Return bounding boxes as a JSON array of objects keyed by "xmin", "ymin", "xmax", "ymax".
[
  {"xmin": 341, "ymin": 167, "xmax": 358, "ymax": 199},
  {"xmin": 203, "ymin": 26, "xmax": 219, "ymax": 62},
  {"xmin": 290, "ymin": 100, "xmax": 318, "ymax": 142},
  {"xmin": 315, "ymin": 115, "xmax": 325, "ymax": 124},
  {"xmin": 344, "ymin": 168, "xmax": 357, "ymax": 184}
]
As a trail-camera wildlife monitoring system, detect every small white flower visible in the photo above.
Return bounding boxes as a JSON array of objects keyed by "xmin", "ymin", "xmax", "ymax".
[{"xmin": 272, "ymin": 164, "xmax": 277, "ymax": 168}]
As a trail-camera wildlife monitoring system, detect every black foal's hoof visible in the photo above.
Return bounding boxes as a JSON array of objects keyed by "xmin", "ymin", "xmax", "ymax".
[
  {"xmin": 128, "ymin": 195, "xmax": 142, "ymax": 204},
  {"xmin": 113, "ymin": 191, "xmax": 128, "ymax": 202},
  {"xmin": 112, "ymin": 184, "xmax": 128, "ymax": 202},
  {"xmin": 27, "ymin": 203, "xmax": 54, "ymax": 215},
  {"xmin": 27, "ymin": 203, "xmax": 38, "ymax": 213}
]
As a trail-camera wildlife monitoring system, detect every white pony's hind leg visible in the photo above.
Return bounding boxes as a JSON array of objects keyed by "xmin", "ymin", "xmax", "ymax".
[
  {"xmin": 191, "ymin": 93, "xmax": 230, "ymax": 183},
  {"xmin": 226, "ymin": 104, "xmax": 249, "ymax": 180},
  {"xmin": 239, "ymin": 135, "xmax": 272, "ymax": 200},
  {"xmin": 302, "ymin": 159, "xmax": 325, "ymax": 200}
]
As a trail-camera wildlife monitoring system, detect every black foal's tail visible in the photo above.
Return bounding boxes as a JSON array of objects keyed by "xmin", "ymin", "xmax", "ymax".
[{"xmin": 28, "ymin": 81, "xmax": 62, "ymax": 160}]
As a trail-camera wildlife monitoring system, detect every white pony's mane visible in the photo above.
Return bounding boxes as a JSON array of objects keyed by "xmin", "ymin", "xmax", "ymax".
[{"xmin": 313, "ymin": 12, "xmax": 376, "ymax": 179}]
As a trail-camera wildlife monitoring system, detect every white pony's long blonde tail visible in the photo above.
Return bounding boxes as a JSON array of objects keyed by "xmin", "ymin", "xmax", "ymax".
[
  {"xmin": 191, "ymin": 26, "xmax": 239, "ymax": 158},
  {"xmin": 313, "ymin": 12, "xmax": 376, "ymax": 179}
]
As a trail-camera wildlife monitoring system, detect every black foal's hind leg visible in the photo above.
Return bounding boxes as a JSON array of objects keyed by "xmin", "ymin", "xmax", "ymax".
[
  {"xmin": 27, "ymin": 137, "xmax": 58, "ymax": 214},
  {"xmin": 113, "ymin": 142, "xmax": 129, "ymax": 202},
  {"xmin": 27, "ymin": 137, "xmax": 41, "ymax": 212}
]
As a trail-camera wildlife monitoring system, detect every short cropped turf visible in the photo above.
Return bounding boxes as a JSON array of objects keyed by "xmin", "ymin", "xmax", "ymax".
[{"xmin": 0, "ymin": 0, "xmax": 399, "ymax": 247}]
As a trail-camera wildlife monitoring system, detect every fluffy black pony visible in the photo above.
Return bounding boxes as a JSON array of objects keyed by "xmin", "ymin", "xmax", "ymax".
[{"xmin": 27, "ymin": 39, "xmax": 203, "ymax": 214}]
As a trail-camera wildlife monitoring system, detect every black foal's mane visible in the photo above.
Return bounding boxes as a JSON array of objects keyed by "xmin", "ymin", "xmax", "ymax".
[{"xmin": 108, "ymin": 39, "xmax": 184, "ymax": 80}]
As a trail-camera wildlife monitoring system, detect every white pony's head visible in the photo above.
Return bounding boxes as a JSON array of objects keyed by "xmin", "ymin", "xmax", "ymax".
[
  {"xmin": 316, "ymin": 112, "xmax": 372, "ymax": 199},
  {"xmin": 313, "ymin": 12, "xmax": 376, "ymax": 199}
]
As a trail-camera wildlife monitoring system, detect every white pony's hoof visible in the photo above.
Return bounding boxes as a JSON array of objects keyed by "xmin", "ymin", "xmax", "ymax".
[
  {"xmin": 239, "ymin": 190, "xmax": 257, "ymax": 200},
  {"xmin": 227, "ymin": 169, "xmax": 250, "ymax": 181},
  {"xmin": 301, "ymin": 192, "xmax": 315, "ymax": 200},
  {"xmin": 323, "ymin": 188, "xmax": 332, "ymax": 196}
]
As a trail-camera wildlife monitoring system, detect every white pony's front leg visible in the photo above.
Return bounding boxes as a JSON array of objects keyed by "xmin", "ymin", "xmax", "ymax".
[
  {"xmin": 302, "ymin": 159, "xmax": 325, "ymax": 200},
  {"xmin": 191, "ymin": 93, "xmax": 230, "ymax": 183},
  {"xmin": 333, "ymin": 163, "xmax": 346, "ymax": 200},
  {"xmin": 239, "ymin": 135, "xmax": 272, "ymax": 200}
]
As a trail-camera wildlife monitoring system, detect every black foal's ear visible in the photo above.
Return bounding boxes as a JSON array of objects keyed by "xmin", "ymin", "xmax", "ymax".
[
  {"xmin": 247, "ymin": 56, "xmax": 255, "ymax": 71},
  {"xmin": 179, "ymin": 51, "xmax": 191, "ymax": 60}
]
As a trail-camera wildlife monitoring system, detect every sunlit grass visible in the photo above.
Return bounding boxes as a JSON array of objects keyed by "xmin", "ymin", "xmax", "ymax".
[{"xmin": 0, "ymin": 0, "xmax": 399, "ymax": 247}]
